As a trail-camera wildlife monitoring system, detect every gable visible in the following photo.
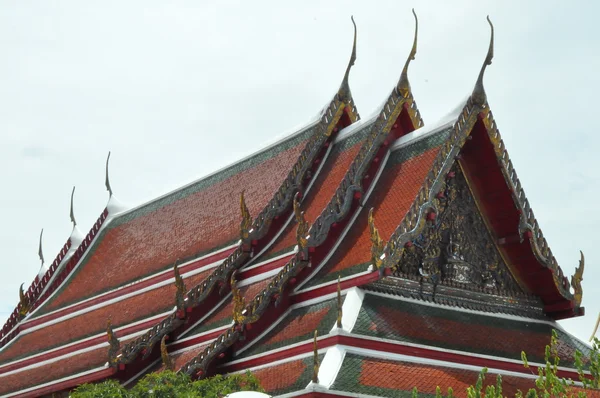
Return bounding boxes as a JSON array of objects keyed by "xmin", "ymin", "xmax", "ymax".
[{"xmin": 393, "ymin": 162, "xmax": 523, "ymax": 295}]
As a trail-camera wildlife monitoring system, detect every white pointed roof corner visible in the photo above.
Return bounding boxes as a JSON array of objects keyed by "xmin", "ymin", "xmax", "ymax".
[
  {"xmin": 316, "ymin": 345, "xmax": 346, "ymax": 389},
  {"xmin": 330, "ymin": 287, "xmax": 365, "ymax": 334},
  {"xmin": 106, "ymin": 195, "xmax": 129, "ymax": 217},
  {"xmin": 225, "ymin": 392, "xmax": 272, "ymax": 398}
]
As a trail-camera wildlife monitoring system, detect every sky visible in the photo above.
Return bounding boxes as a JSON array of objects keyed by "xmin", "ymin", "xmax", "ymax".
[{"xmin": 0, "ymin": 1, "xmax": 598, "ymax": 344}]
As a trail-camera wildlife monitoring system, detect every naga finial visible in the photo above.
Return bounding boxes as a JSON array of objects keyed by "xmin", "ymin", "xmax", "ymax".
[
  {"xmin": 231, "ymin": 271, "xmax": 246, "ymax": 324},
  {"xmin": 336, "ymin": 276, "xmax": 342, "ymax": 328},
  {"xmin": 337, "ymin": 16, "xmax": 358, "ymax": 101},
  {"xmin": 18, "ymin": 283, "xmax": 31, "ymax": 318},
  {"xmin": 173, "ymin": 260, "xmax": 187, "ymax": 315},
  {"xmin": 106, "ymin": 319, "xmax": 121, "ymax": 366},
  {"xmin": 472, "ymin": 16, "xmax": 494, "ymax": 105},
  {"xmin": 69, "ymin": 186, "xmax": 77, "ymax": 227},
  {"xmin": 239, "ymin": 190, "xmax": 252, "ymax": 241},
  {"xmin": 397, "ymin": 9, "xmax": 418, "ymax": 97},
  {"xmin": 590, "ymin": 312, "xmax": 600, "ymax": 342},
  {"xmin": 571, "ymin": 251, "xmax": 584, "ymax": 307},
  {"xmin": 312, "ymin": 330, "xmax": 320, "ymax": 383},
  {"xmin": 293, "ymin": 193, "xmax": 309, "ymax": 250},
  {"xmin": 368, "ymin": 208, "xmax": 385, "ymax": 270},
  {"xmin": 38, "ymin": 229, "xmax": 44, "ymax": 266},
  {"xmin": 161, "ymin": 335, "xmax": 174, "ymax": 371},
  {"xmin": 105, "ymin": 152, "xmax": 113, "ymax": 198}
]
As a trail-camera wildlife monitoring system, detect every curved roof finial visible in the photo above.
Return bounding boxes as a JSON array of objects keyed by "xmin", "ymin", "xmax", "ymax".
[
  {"xmin": 38, "ymin": 229, "xmax": 44, "ymax": 266},
  {"xmin": 69, "ymin": 186, "xmax": 77, "ymax": 227},
  {"xmin": 397, "ymin": 9, "xmax": 418, "ymax": 97},
  {"xmin": 472, "ymin": 16, "xmax": 494, "ymax": 105},
  {"xmin": 338, "ymin": 16, "xmax": 358, "ymax": 101},
  {"xmin": 105, "ymin": 151, "xmax": 113, "ymax": 198}
]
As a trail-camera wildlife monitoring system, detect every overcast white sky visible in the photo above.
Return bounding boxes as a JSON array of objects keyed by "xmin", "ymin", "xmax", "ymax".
[{"xmin": 0, "ymin": 1, "xmax": 598, "ymax": 344}]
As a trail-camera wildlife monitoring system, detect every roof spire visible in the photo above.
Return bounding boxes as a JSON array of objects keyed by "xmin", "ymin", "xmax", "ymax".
[
  {"xmin": 337, "ymin": 16, "xmax": 357, "ymax": 101},
  {"xmin": 472, "ymin": 16, "xmax": 494, "ymax": 105},
  {"xmin": 38, "ymin": 229, "xmax": 44, "ymax": 266},
  {"xmin": 397, "ymin": 9, "xmax": 418, "ymax": 97},
  {"xmin": 105, "ymin": 152, "xmax": 113, "ymax": 198},
  {"xmin": 69, "ymin": 186, "xmax": 77, "ymax": 227}
]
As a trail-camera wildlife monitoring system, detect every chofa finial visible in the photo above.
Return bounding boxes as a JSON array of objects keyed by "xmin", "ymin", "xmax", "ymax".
[
  {"xmin": 38, "ymin": 229, "xmax": 44, "ymax": 266},
  {"xmin": 397, "ymin": 9, "xmax": 418, "ymax": 97},
  {"xmin": 239, "ymin": 190, "xmax": 252, "ymax": 241},
  {"xmin": 161, "ymin": 335, "xmax": 174, "ymax": 371},
  {"xmin": 70, "ymin": 186, "xmax": 77, "ymax": 227},
  {"xmin": 368, "ymin": 208, "xmax": 384, "ymax": 270},
  {"xmin": 18, "ymin": 283, "xmax": 31, "ymax": 318},
  {"xmin": 105, "ymin": 152, "xmax": 113, "ymax": 198},
  {"xmin": 338, "ymin": 16, "xmax": 358, "ymax": 101},
  {"xmin": 472, "ymin": 16, "xmax": 494, "ymax": 105}
]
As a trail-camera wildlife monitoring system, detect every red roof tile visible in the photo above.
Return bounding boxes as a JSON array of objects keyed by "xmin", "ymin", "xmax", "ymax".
[
  {"xmin": 42, "ymin": 139, "xmax": 309, "ymax": 313},
  {"xmin": 0, "ymin": 345, "xmax": 108, "ymax": 396},
  {"xmin": 0, "ymin": 270, "xmax": 211, "ymax": 364},
  {"xmin": 251, "ymin": 358, "xmax": 308, "ymax": 393},
  {"xmin": 263, "ymin": 139, "xmax": 363, "ymax": 258},
  {"xmin": 320, "ymin": 146, "xmax": 441, "ymax": 278}
]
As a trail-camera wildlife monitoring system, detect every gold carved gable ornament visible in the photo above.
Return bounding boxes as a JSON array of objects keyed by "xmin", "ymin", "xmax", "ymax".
[{"xmin": 394, "ymin": 164, "xmax": 522, "ymax": 295}]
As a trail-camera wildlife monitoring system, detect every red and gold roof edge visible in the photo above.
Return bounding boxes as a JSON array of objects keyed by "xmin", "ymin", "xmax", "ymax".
[{"xmin": 0, "ymin": 208, "xmax": 109, "ymax": 350}]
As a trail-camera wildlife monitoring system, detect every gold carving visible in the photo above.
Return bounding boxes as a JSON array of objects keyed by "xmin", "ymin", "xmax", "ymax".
[
  {"xmin": 161, "ymin": 335, "xmax": 174, "ymax": 371},
  {"xmin": 312, "ymin": 330, "xmax": 319, "ymax": 383},
  {"xmin": 18, "ymin": 284, "xmax": 31, "ymax": 318},
  {"xmin": 240, "ymin": 191, "xmax": 252, "ymax": 240},
  {"xmin": 571, "ymin": 251, "xmax": 584, "ymax": 307},
  {"xmin": 231, "ymin": 271, "xmax": 246, "ymax": 324},
  {"xmin": 294, "ymin": 193, "xmax": 309, "ymax": 250},
  {"xmin": 107, "ymin": 319, "xmax": 120, "ymax": 366},
  {"xmin": 174, "ymin": 261, "xmax": 187, "ymax": 314},
  {"xmin": 369, "ymin": 208, "xmax": 385, "ymax": 270}
]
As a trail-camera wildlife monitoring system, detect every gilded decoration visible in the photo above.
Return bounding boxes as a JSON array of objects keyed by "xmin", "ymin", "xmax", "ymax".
[
  {"xmin": 368, "ymin": 208, "xmax": 385, "ymax": 270},
  {"xmin": 173, "ymin": 261, "xmax": 187, "ymax": 316},
  {"xmin": 239, "ymin": 191, "xmax": 252, "ymax": 241},
  {"xmin": 160, "ymin": 335, "xmax": 174, "ymax": 371},
  {"xmin": 294, "ymin": 193, "xmax": 309, "ymax": 251},
  {"xmin": 393, "ymin": 165, "xmax": 522, "ymax": 295},
  {"xmin": 571, "ymin": 251, "xmax": 584, "ymax": 307},
  {"xmin": 107, "ymin": 319, "xmax": 120, "ymax": 366},
  {"xmin": 17, "ymin": 284, "xmax": 31, "ymax": 319}
]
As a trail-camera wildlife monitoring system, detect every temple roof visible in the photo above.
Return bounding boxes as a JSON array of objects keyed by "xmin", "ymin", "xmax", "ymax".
[{"xmin": 0, "ymin": 13, "xmax": 593, "ymax": 398}]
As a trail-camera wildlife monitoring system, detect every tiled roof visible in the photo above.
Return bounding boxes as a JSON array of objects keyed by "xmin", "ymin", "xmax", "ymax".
[
  {"xmin": 0, "ymin": 344, "xmax": 108, "ymax": 396},
  {"xmin": 258, "ymin": 125, "xmax": 372, "ymax": 262},
  {"xmin": 251, "ymin": 355, "xmax": 323, "ymax": 396},
  {"xmin": 352, "ymin": 294, "xmax": 591, "ymax": 367},
  {"xmin": 185, "ymin": 278, "xmax": 270, "ymax": 336},
  {"xmin": 330, "ymin": 353, "xmax": 541, "ymax": 398},
  {"xmin": 307, "ymin": 129, "xmax": 450, "ymax": 287},
  {"xmin": 0, "ymin": 270, "xmax": 211, "ymax": 365},
  {"xmin": 238, "ymin": 298, "xmax": 338, "ymax": 358},
  {"xmin": 37, "ymin": 128, "xmax": 315, "ymax": 315}
]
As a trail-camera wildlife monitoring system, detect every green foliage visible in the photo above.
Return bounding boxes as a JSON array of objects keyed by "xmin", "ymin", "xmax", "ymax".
[{"xmin": 70, "ymin": 370, "xmax": 263, "ymax": 398}]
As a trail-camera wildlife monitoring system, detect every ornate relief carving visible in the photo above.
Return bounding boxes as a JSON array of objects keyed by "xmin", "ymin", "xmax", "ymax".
[{"xmin": 393, "ymin": 165, "xmax": 522, "ymax": 296}]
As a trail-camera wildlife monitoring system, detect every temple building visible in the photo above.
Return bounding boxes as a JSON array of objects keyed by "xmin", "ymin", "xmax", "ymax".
[{"xmin": 0, "ymin": 14, "xmax": 596, "ymax": 398}]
